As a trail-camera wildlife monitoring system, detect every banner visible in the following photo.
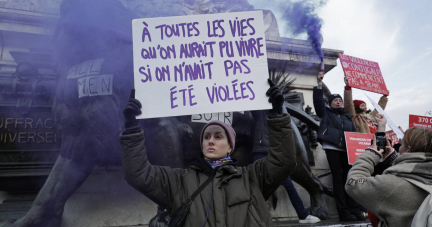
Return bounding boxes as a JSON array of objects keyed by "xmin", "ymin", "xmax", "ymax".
[
  {"xmin": 132, "ymin": 11, "xmax": 271, "ymax": 119},
  {"xmin": 345, "ymin": 132, "xmax": 374, "ymax": 165},
  {"xmin": 385, "ymin": 130, "xmax": 400, "ymax": 146},
  {"xmin": 409, "ymin": 114, "xmax": 432, "ymax": 129},
  {"xmin": 365, "ymin": 93, "xmax": 404, "ymax": 139},
  {"xmin": 339, "ymin": 53, "xmax": 389, "ymax": 95}
]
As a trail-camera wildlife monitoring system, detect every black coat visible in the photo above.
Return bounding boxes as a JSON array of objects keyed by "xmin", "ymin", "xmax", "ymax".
[
  {"xmin": 313, "ymin": 87, "xmax": 356, "ymax": 149},
  {"xmin": 250, "ymin": 110, "xmax": 270, "ymax": 154}
]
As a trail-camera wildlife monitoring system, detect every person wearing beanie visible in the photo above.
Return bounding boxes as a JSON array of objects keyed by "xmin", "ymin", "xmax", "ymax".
[
  {"xmin": 199, "ymin": 120, "xmax": 237, "ymax": 169},
  {"xmin": 344, "ymin": 77, "xmax": 389, "ymax": 134},
  {"xmin": 313, "ymin": 72, "xmax": 363, "ymax": 221},
  {"xmin": 119, "ymin": 79, "xmax": 297, "ymax": 227}
]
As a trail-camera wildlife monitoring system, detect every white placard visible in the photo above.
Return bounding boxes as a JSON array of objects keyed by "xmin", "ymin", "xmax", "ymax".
[
  {"xmin": 365, "ymin": 93, "xmax": 404, "ymax": 139},
  {"xmin": 132, "ymin": 11, "xmax": 271, "ymax": 119},
  {"xmin": 191, "ymin": 112, "xmax": 233, "ymax": 125},
  {"xmin": 191, "ymin": 111, "xmax": 244, "ymax": 125}
]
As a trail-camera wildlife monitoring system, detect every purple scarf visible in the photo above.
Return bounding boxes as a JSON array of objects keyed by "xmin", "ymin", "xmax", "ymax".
[{"xmin": 204, "ymin": 156, "xmax": 233, "ymax": 169}]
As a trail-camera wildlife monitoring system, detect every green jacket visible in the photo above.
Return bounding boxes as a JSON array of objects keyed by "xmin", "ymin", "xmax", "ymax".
[{"xmin": 120, "ymin": 115, "xmax": 296, "ymax": 227}]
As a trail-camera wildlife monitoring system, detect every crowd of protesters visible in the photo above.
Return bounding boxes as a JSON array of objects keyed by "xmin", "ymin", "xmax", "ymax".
[
  {"xmin": 312, "ymin": 71, "xmax": 432, "ymax": 227},
  {"xmin": 119, "ymin": 71, "xmax": 431, "ymax": 227}
]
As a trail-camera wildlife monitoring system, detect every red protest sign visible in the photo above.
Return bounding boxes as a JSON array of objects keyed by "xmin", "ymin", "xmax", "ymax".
[
  {"xmin": 345, "ymin": 132, "xmax": 374, "ymax": 165},
  {"xmin": 409, "ymin": 114, "xmax": 432, "ymax": 129},
  {"xmin": 338, "ymin": 53, "xmax": 389, "ymax": 95},
  {"xmin": 385, "ymin": 130, "xmax": 400, "ymax": 146}
]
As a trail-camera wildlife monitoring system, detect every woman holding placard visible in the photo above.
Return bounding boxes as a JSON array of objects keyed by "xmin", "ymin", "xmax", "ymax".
[
  {"xmin": 344, "ymin": 77, "xmax": 389, "ymax": 134},
  {"xmin": 313, "ymin": 72, "xmax": 363, "ymax": 221},
  {"xmin": 346, "ymin": 114, "xmax": 432, "ymax": 227},
  {"xmin": 119, "ymin": 80, "xmax": 297, "ymax": 227}
]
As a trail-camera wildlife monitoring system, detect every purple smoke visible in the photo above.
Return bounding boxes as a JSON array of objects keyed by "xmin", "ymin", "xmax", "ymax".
[{"xmin": 278, "ymin": 0, "xmax": 327, "ymax": 70}]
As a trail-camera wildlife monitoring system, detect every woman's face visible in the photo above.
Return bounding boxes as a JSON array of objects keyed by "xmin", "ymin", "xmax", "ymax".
[
  {"xmin": 359, "ymin": 103, "xmax": 367, "ymax": 113},
  {"xmin": 399, "ymin": 137, "xmax": 411, "ymax": 154},
  {"xmin": 202, "ymin": 125, "xmax": 232, "ymax": 160},
  {"xmin": 331, "ymin": 98, "xmax": 343, "ymax": 109}
]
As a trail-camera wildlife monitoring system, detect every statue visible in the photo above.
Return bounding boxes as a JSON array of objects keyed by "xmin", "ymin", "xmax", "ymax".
[{"xmin": 1, "ymin": 1, "xmax": 330, "ymax": 226}]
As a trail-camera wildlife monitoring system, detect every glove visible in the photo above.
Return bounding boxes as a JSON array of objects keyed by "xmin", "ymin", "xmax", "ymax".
[
  {"xmin": 266, "ymin": 79, "xmax": 284, "ymax": 116},
  {"xmin": 123, "ymin": 89, "xmax": 142, "ymax": 134}
]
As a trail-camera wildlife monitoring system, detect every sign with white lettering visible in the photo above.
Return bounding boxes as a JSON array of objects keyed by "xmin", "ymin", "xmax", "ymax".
[
  {"xmin": 345, "ymin": 132, "xmax": 374, "ymax": 165},
  {"xmin": 132, "ymin": 11, "xmax": 271, "ymax": 119},
  {"xmin": 385, "ymin": 130, "xmax": 400, "ymax": 146},
  {"xmin": 409, "ymin": 114, "xmax": 432, "ymax": 129},
  {"xmin": 339, "ymin": 53, "xmax": 389, "ymax": 95}
]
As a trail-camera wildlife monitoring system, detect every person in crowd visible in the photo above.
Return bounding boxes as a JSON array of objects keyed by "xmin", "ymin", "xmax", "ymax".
[
  {"xmin": 251, "ymin": 110, "xmax": 321, "ymax": 224},
  {"xmin": 313, "ymin": 72, "xmax": 364, "ymax": 221},
  {"xmin": 346, "ymin": 114, "xmax": 432, "ymax": 227},
  {"xmin": 344, "ymin": 77, "xmax": 389, "ymax": 134},
  {"xmin": 119, "ymin": 80, "xmax": 297, "ymax": 227},
  {"xmin": 344, "ymin": 76, "xmax": 390, "ymax": 226}
]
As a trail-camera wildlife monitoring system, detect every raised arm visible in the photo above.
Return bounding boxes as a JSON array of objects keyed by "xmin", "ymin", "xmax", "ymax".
[
  {"xmin": 346, "ymin": 114, "xmax": 397, "ymax": 214},
  {"xmin": 370, "ymin": 95, "xmax": 388, "ymax": 118},
  {"xmin": 344, "ymin": 149, "xmax": 389, "ymax": 218},
  {"xmin": 344, "ymin": 77, "xmax": 356, "ymax": 117},
  {"xmin": 313, "ymin": 71, "xmax": 326, "ymax": 118},
  {"xmin": 247, "ymin": 80, "xmax": 297, "ymax": 199},
  {"xmin": 120, "ymin": 89, "xmax": 184, "ymax": 207},
  {"xmin": 247, "ymin": 114, "xmax": 296, "ymax": 199},
  {"xmin": 345, "ymin": 133, "xmax": 397, "ymax": 219}
]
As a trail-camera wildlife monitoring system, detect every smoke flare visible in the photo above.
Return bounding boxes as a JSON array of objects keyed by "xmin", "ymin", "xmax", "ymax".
[{"xmin": 279, "ymin": 0, "xmax": 327, "ymax": 58}]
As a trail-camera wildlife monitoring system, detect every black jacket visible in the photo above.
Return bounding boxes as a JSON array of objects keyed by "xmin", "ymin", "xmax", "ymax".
[
  {"xmin": 250, "ymin": 110, "xmax": 270, "ymax": 154},
  {"xmin": 313, "ymin": 87, "xmax": 356, "ymax": 149}
]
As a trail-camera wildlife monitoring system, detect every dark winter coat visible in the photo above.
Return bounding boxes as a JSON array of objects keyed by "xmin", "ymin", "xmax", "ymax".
[
  {"xmin": 313, "ymin": 87, "xmax": 356, "ymax": 149},
  {"xmin": 251, "ymin": 110, "xmax": 270, "ymax": 154},
  {"xmin": 119, "ymin": 115, "xmax": 296, "ymax": 227}
]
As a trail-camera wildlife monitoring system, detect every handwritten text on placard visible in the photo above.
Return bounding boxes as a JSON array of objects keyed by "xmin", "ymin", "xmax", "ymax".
[{"xmin": 132, "ymin": 11, "xmax": 271, "ymax": 119}]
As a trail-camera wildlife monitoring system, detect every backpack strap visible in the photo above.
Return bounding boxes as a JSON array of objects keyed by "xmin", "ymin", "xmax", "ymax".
[
  {"xmin": 402, "ymin": 178, "xmax": 432, "ymax": 227},
  {"xmin": 168, "ymin": 170, "xmax": 217, "ymax": 227},
  {"xmin": 188, "ymin": 170, "xmax": 216, "ymax": 202}
]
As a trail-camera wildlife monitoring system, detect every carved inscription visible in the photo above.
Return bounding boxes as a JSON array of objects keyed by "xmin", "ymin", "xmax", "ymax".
[{"xmin": 0, "ymin": 118, "xmax": 59, "ymax": 144}]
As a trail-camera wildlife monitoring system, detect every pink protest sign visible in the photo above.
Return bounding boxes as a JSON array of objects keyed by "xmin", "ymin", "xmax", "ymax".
[
  {"xmin": 345, "ymin": 132, "xmax": 374, "ymax": 165},
  {"xmin": 385, "ymin": 130, "xmax": 400, "ymax": 147},
  {"xmin": 338, "ymin": 53, "xmax": 389, "ymax": 95},
  {"xmin": 409, "ymin": 114, "xmax": 432, "ymax": 129}
]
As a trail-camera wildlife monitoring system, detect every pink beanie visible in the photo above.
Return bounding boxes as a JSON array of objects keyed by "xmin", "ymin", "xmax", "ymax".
[{"xmin": 200, "ymin": 120, "xmax": 236, "ymax": 152}]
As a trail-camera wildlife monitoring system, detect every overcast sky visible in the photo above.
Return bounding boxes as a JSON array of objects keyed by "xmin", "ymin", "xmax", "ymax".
[{"xmin": 250, "ymin": 0, "xmax": 432, "ymax": 130}]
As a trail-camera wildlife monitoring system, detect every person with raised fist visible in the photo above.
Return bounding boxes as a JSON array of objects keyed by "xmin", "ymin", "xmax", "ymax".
[{"xmin": 313, "ymin": 71, "xmax": 363, "ymax": 221}]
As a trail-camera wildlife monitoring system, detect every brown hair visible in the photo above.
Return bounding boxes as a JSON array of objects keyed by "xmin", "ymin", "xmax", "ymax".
[
  {"xmin": 403, "ymin": 127, "xmax": 432, "ymax": 153},
  {"xmin": 355, "ymin": 105, "xmax": 371, "ymax": 114}
]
